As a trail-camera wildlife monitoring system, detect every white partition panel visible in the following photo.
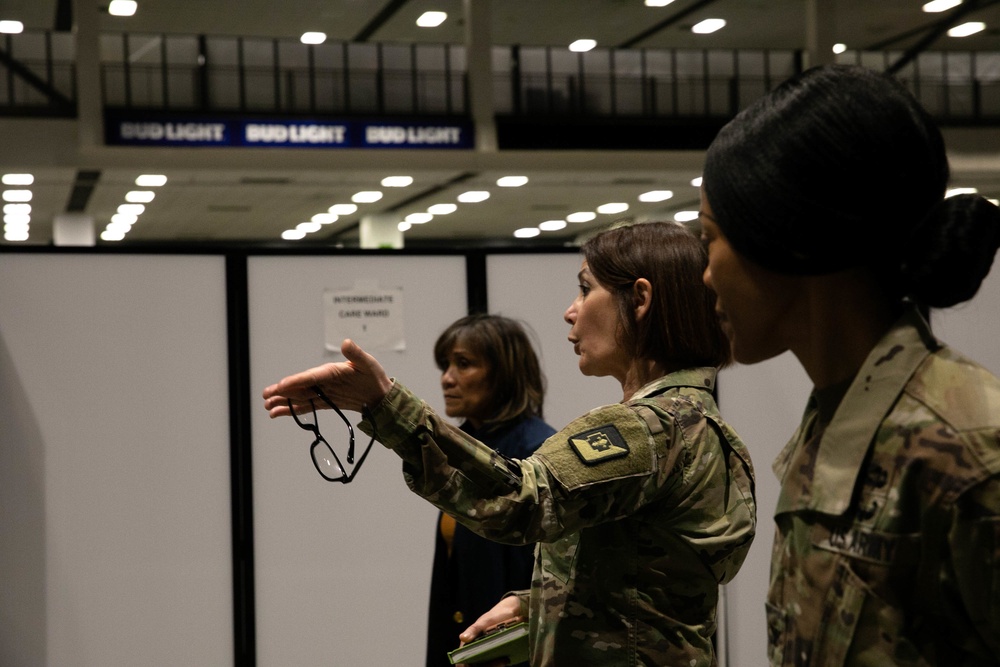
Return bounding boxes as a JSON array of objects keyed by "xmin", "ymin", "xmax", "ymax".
[
  {"xmin": 248, "ymin": 255, "xmax": 467, "ymax": 667},
  {"xmin": 486, "ymin": 253, "xmax": 620, "ymax": 429},
  {"xmin": 716, "ymin": 353, "xmax": 811, "ymax": 666},
  {"xmin": 0, "ymin": 254, "xmax": 233, "ymax": 667},
  {"xmin": 932, "ymin": 262, "xmax": 1000, "ymax": 376}
]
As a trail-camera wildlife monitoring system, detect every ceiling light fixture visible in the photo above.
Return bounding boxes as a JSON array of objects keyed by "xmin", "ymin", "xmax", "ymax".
[
  {"xmin": 108, "ymin": 0, "xmax": 138, "ymax": 17},
  {"xmin": 457, "ymin": 191, "xmax": 490, "ymax": 203},
  {"xmin": 832, "ymin": 43, "xmax": 847, "ymax": 54},
  {"xmin": 100, "ymin": 229, "xmax": 125, "ymax": 242},
  {"xmin": 281, "ymin": 229, "xmax": 306, "ymax": 241},
  {"xmin": 329, "ymin": 203, "xmax": 358, "ymax": 216},
  {"xmin": 497, "ymin": 176, "xmax": 528, "ymax": 187},
  {"xmin": 566, "ymin": 211, "xmax": 596, "ymax": 223},
  {"xmin": 0, "ymin": 20, "xmax": 24, "ymax": 34},
  {"xmin": 312, "ymin": 213, "xmax": 338, "ymax": 224},
  {"xmin": 135, "ymin": 174, "xmax": 167, "ymax": 187},
  {"xmin": 691, "ymin": 176, "xmax": 703, "ymax": 187},
  {"xmin": 538, "ymin": 220, "xmax": 567, "ymax": 231},
  {"xmin": 946, "ymin": 187, "xmax": 978, "ymax": 197},
  {"xmin": 2, "ymin": 190, "xmax": 32, "ymax": 202},
  {"xmin": 416, "ymin": 11, "xmax": 447, "ymax": 27},
  {"xmin": 397, "ymin": 221, "xmax": 412, "ymax": 232},
  {"xmin": 948, "ymin": 21, "xmax": 986, "ymax": 37},
  {"xmin": 596, "ymin": 202, "xmax": 628, "ymax": 214},
  {"xmin": 351, "ymin": 191, "xmax": 383, "ymax": 203},
  {"xmin": 112, "ymin": 213, "xmax": 138, "ymax": 226},
  {"xmin": 514, "ymin": 227, "xmax": 541, "ymax": 238},
  {"xmin": 3, "ymin": 203, "xmax": 30, "ymax": 214},
  {"xmin": 674, "ymin": 210, "xmax": 699, "ymax": 222},
  {"xmin": 4, "ymin": 213, "xmax": 30, "ymax": 225},
  {"xmin": 126, "ymin": 190, "xmax": 155, "ymax": 203},
  {"xmin": 118, "ymin": 203, "xmax": 145, "ymax": 215},
  {"xmin": 2, "ymin": 173, "xmax": 33, "ymax": 185},
  {"xmin": 106, "ymin": 219, "xmax": 133, "ymax": 234},
  {"xmin": 296, "ymin": 221, "xmax": 322, "ymax": 233},
  {"xmin": 645, "ymin": 0, "xmax": 677, "ymax": 6},
  {"xmin": 639, "ymin": 190, "xmax": 674, "ymax": 202},
  {"xmin": 381, "ymin": 175, "xmax": 413, "ymax": 187},
  {"xmin": 428, "ymin": 203, "xmax": 457, "ymax": 215},
  {"xmin": 923, "ymin": 0, "xmax": 962, "ymax": 12},
  {"xmin": 300, "ymin": 32, "xmax": 327, "ymax": 45},
  {"xmin": 692, "ymin": 18, "xmax": 726, "ymax": 34},
  {"xmin": 569, "ymin": 39, "xmax": 597, "ymax": 52},
  {"xmin": 405, "ymin": 212, "xmax": 433, "ymax": 224}
]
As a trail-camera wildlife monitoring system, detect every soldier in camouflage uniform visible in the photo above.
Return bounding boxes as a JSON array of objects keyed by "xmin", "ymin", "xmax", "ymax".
[
  {"xmin": 700, "ymin": 64, "xmax": 1000, "ymax": 664},
  {"xmin": 264, "ymin": 222, "xmax": 757, "ymax": 666}
]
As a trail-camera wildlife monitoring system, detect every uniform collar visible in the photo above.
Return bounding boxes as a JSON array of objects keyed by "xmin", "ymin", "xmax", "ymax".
[
  {"xmin": 775, "ymin": 306, "xmax": 939, "ymax": 516},
  {"xmin": 628, "ymin": 367, "xmax": 717, "ymax": 401}
]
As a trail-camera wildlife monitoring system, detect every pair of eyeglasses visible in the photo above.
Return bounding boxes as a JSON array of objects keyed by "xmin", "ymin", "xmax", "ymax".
[{"xmin": 288, "ymin": 386, "xmax": 375, "ymax": 483}]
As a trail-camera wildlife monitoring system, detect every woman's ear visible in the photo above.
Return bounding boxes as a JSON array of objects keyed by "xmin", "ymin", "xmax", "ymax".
[{"xmin": 633, "ymin": 278, "xmax": 653, "ymax": 321}]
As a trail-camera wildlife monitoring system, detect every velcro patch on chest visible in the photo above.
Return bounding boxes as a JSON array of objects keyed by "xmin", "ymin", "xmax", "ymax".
[{"xmin": 568, "ymin": 424, "xmax": 630, "ymax": 465}]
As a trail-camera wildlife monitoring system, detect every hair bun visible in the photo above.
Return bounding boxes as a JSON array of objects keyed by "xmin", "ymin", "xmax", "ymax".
[{"xmin": 902, "ymin": 194, "xmax": 1000, "ymax": 307}]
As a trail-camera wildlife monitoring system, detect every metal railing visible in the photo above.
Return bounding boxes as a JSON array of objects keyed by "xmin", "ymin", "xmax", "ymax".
[{"xmin": 1, "ymin": 29, "xmax": 998, "ymax": 124}]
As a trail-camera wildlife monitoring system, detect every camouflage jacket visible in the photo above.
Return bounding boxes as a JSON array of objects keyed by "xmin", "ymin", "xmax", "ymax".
[
  {"xmin": 767, "ymin": 308, "xmax": 1000, "ymax": 666},
  {"xmin": 362, "ymin": 367, "xmax": 756, "ymax": 667}
]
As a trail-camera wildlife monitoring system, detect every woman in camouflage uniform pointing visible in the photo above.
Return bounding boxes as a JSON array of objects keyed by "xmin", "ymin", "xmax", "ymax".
[{"xmin": 264, "ymin": 221, "xmax": 757, "ymax": 666}]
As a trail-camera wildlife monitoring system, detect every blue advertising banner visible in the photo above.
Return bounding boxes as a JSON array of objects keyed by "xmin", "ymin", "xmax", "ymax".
[{"xmin": 104, "ymin": 112, "xmax": 474, "ymax": 149}]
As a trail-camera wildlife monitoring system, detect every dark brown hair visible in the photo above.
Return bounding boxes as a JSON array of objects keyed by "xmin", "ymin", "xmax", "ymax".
[
  {"xmin": 582, "ymin": 221, "xmax": 731, "ymax": 370},
  {"xmin": 433, "ymin": 314, "xmax": 546, "ymax": 425}
]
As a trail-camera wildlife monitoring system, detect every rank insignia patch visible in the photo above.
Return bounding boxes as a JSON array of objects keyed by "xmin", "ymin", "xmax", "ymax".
[{"xmin": 568, "ymin": 424, "xmax": 629, "ymax": 465}]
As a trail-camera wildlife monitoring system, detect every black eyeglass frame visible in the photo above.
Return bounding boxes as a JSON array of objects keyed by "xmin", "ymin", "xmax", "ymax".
[{"xmin": 288, "ymin": 386, "xmax": 375, "ymax": 484}]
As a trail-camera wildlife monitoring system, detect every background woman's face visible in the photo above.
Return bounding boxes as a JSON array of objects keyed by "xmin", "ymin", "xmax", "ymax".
[
  {"xmin": 564, "ymin": 260, "xmax": 630, "ymax": 379},
  {"xmin": 439, "ymin": 340, "xmax": 493, "ymax": 426},
  {"xmin": 700, "ymin": 191, "xmax": 801, "ymax": 365}
]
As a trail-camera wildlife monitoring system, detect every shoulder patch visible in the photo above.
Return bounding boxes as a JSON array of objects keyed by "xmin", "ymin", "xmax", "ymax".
[
  {"xmin": 568, "ymin": 424, "xmax": 630, "ymax": 465},
  {"xmin": 534, "ymin": 403, "xmax": 656, "ymax": 491}
]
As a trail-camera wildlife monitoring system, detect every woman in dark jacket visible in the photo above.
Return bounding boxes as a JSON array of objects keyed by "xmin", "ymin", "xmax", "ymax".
[{"xmin": 425, "ymin": 314, "xmax": 555, "ymax": 667}]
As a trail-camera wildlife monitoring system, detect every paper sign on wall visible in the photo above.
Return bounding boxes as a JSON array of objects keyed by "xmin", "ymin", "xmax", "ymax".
[{"xmin": 324, "ymin": 282, "xmax": 405, "ymax": 353}]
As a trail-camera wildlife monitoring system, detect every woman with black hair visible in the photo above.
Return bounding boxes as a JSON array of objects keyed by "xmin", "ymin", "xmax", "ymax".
[{"xmin": 699, "ymin": 64, "xmax": 1000, "ymax": 665}]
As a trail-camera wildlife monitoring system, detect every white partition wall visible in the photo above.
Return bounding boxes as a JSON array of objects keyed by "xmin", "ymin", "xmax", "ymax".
[
  {"xmin": 486, "ymin": 253, "xmax": 621, "ymax": 429},
  {"xmin": 248, "ymin": 255, "xmax": 468, "ymax": 667},
  {"xmin": 0, "ymin": 254, "xmax": 233, "ymax": 667},
  {"xmin": 932, "ymin": 263, "xmax": 1000, "ymax": 376},
  {"xmin": 1, "ymin": 249, "xmax": 994, "ymax": 667},
  {"xmin": 715, "ymin": 353, "xmax": 812, "ymax": 666}
]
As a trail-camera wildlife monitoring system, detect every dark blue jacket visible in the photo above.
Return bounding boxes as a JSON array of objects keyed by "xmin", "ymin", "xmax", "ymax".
[{"xmin": 425, "ymin": 415, "xmax": 555, "ymax": 667}]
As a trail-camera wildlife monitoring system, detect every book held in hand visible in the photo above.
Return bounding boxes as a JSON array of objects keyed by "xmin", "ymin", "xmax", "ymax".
[{"xmin": 447, "ymin": 620, "xmax": 529, "ymax": 665}]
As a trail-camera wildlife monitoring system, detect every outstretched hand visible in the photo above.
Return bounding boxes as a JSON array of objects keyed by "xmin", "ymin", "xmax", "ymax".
[{"xmin": 262, "ymin": 339, "xmax": 393, "ymax": 417}]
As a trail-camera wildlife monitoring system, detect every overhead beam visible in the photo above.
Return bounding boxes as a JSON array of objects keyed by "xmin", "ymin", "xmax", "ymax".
[
  {"xmin": 886, "ymin": 0, "xmax": 1000, "ymax": 75},
  {"xmin": 54, "ymin": 0, "xmax": 73, "ymax": 31},
  {"xmin": 352, "ymin": 0, "xmax": 411, "ymax": 42},
  {"xmin": 0, "ymin": 46, "xmax": 74, "ymax": 109}
]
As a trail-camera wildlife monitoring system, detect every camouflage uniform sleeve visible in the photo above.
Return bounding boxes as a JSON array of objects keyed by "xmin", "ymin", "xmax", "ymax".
[
  {"xmin": 950, "ymin": 473, "xmax": 1000, "ymax": 657},
  {"xmin": 360, "ymin": 381, "xmax": 665, "ymax": 545},
  {"xmin": 360, "ymin": 380, "xmax": 524, "ymax": 497}
]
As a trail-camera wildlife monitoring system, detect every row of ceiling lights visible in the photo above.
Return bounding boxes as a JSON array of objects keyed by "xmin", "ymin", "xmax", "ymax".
[
  {"xmin": 0, "ymin": 0, "xmax": 988, "ymax": 41},
  {"xmin": 280, "ymin": 175, "xmax": 527, "ymax": 240},
  {"xmin": 279, "ymin": 175, "xmax": 709, "ymax": 242},
  {"xmin": 101, "ymin": 175, "xmax": 168, "ymax": 242},
  {"xmin": 3, "ymin": 174, "xmax": 34, "ymax": 242},
  {"xmin": 0, "ymin": 174, "xmax": 990, "ymax": 244}
]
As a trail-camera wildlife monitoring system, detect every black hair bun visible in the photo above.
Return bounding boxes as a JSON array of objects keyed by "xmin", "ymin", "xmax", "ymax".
[{"xmin": 903, "ymin": 194, "xmax": 1000, "ymax": 308}]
